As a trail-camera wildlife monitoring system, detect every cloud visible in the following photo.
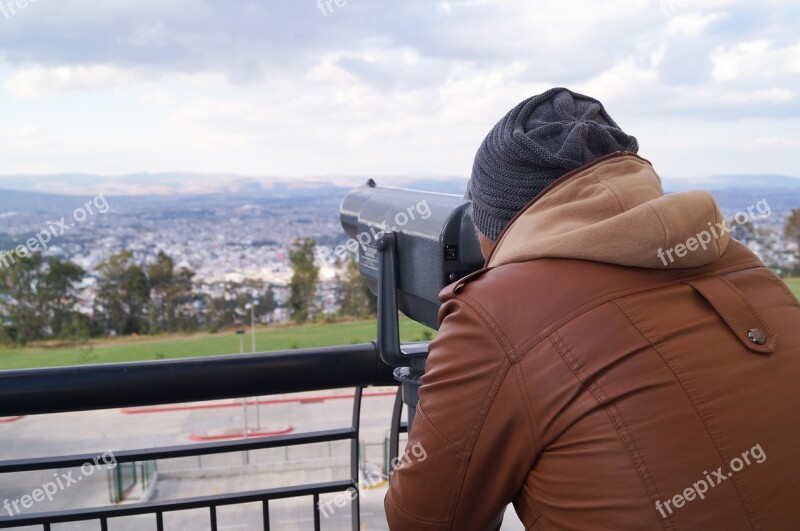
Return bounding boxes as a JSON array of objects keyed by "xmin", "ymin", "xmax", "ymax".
[
  {"xmin": 667, "ymin": 11, "xmax": 729, "ymax": 38},
  {"xmin": 5, "ymin": 64, "xmax": 152, "ymax": 98},
  {"xmin": 711, "ymin": 40, "xmax": 800, "ymax": 82},
  {"xmin": 0, "ymin": 0, "xmax": 798, "ymax": 177}
]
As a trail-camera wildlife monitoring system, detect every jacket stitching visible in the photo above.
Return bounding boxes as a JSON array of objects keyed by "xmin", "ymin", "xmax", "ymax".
[
  {"xmin": 385, "ymin": 487, "xmax": 453, "ymax": 526},
  {"xmin": 513, "ymin": 260, "xmax": 763, "ymax": 356},
  {"xmin": 594, "ymin": 168, "xmax": 627, "ymax": 212},
  {"xmin": 709, "ymin": 194, "xmax": 724, "ymax": 257},
  {"xmin": 414, "ymin": 402, "xmax": 471, "ymax": 525},
  {"xmin": 611, "ymin": 297, "xmax": 758, "ymax": 530},
  {"xmin": 447, "ymin": 361, "xmax": 515, "ymax": 529},
  {"xmin": 415, "ymin": 404, "xmax": 469, "ymax": 460},
  {"xmin": 646, "ymin": 202, "xmax": 673, "ymax": 269},
  {"xmin": 548, "ymin": 332, "xmax": 675, "ymax": 531},
  {"xmin": 686, "ymin": 276, "xmax": 773, "ymax": 351},
  {"xmin": 458, "ymin": 293, "xmax": 517, "ymax": 360},
  {"xmin": 425, "ymin": 300, "xmax": 517, "ymax": 527},
  {"xmin": 713, "ymin": 276, "xmax": 775, "ymax": 350},
  {"xmin": 512, "ymin": 361, "xmax": 544, "ymax": 455}
]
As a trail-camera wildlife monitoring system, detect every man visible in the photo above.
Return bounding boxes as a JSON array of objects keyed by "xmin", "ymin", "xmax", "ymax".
[{"xmin": 384, "ymin": 88, "xmax": 800, "ymax": 530}]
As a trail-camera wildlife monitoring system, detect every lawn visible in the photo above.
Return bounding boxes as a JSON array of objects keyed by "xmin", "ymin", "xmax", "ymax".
[
  {"xmin": 784, "ymin": 278, "xmax": 800, "ymax": 299},
  {"xmin": 0, "ymin": 319, "xmax": 434, "ymax": 371},
  {"xmin": 3, "ymin": 278, "xmax": 798, "ymax": 372}
]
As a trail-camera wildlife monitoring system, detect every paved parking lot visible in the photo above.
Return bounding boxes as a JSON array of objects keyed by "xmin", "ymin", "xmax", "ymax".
[{"xmin": 0, "ymin": 389, "xmax": 525, "ymax": 530}]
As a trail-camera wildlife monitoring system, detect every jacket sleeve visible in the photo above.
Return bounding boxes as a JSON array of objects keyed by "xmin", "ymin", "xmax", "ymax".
[{"xmin": 384, "ymin": 296, "xmax": 537, "ymax": 530}]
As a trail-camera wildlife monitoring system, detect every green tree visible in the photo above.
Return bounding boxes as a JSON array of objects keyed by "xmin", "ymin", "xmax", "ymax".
[
  {"xmin": 95, "ymin": 250, "xmax": 150, "ymax": 336},
  {"xmin": 288, "ymin": 238, "xmax": 319, "ymax": 324},
  {"xmin": 146, "ymin": 251, "xmax": 197, "ymax": 333},
  {"xmin": 258, "ymin": 284, "xmax": 278, "ymax": 320},
  {"xmin": 146, "ymin": 250, "xmax": 175, "ymax": 332},
  {"xmin": 0, "ymin": 253, "xmax": 48, "ymax": 344},
  {"xmin": 337, "ymin": 256, "xmax": 377, "ymax": 319},
  {"xmin": 785, "ymin": 209, "xmax": 800, "ymax": 247},
  {"xmin": 0, "ymin": 254, "xmax": 84, "ymax": 344},
  {"xmin": 43, "ymin": 257, "xmax": 85, "ymax": 337}
]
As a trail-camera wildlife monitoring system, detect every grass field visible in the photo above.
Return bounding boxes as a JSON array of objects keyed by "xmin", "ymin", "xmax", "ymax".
[
  {"xmin": 784, "ymin": 278, "xmax": 800, "ymax": 298},
  {"xmin": 0, "ymin": 319, "xmax": 434, "ymax": 371},
  {"xmin": 2, "ymin": 277, "xmax": 798, "ymax": 372}
]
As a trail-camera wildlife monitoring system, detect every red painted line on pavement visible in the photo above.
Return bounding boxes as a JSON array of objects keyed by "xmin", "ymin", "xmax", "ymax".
[
  {"xmin": 188, "ymin": 425, "xmax": 294, "ymax": 441},
  {"xmin": 0, "ymin": 416, "xmax": 24, "ymax": 424},
  {"xmin": 120, "ymin": 391, "xmax": 397, "ymax": 415}
]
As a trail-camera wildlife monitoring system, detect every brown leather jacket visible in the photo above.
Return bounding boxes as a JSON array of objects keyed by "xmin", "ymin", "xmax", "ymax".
[{"xmin": 385, "ymin": 153, "xmax": 800, "ymax": 530}]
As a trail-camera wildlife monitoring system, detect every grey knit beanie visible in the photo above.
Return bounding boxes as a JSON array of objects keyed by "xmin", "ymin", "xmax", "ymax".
[{"xmin": 469, "ymin": 87, "xmax": 639, "ymax": 241}]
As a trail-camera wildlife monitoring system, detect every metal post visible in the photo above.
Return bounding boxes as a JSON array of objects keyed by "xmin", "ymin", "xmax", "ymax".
[
  {"xmin": 246, "ymin": 301, "xmax": 262, "ymax": 431},
  {"xmin": 236, "ymin": 329, "xmax": 249, "ymax": 465}
]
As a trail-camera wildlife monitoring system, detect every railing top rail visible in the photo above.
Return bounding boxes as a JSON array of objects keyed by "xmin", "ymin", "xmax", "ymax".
[{"xmin": 0, "ymin": 342, "xmax": 396, "ymax": 417}]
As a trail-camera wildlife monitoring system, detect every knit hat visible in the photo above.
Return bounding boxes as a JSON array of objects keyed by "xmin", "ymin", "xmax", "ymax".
[{"xmin": 469, "ymin": 87, "xmax": 639, "ymax": 241}]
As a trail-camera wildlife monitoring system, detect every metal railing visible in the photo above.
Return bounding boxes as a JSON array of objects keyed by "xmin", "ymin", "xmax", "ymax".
[{"xmin": 0, "ymin": 342, "xmax": 405, "ymax": 530}]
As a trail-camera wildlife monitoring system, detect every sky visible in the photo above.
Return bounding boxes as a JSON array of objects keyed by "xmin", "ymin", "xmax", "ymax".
[{"xmin": 0, "ymin": 0, "xmax": 798, "ymax": 181}]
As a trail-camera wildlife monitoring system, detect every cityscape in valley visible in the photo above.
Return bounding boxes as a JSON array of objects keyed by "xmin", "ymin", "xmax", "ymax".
[{"xmin": 1, "ymin": 172, "xmax": 800, "ymax": 335}]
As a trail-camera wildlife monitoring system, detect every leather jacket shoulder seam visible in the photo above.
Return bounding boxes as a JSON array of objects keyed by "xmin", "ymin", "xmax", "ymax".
[
  {"xmin": 511, "ymin": 362, "xmax": 544, "ymax": 454},
  {"xmin": 457, "ymin": 293, "xmax": 517, "ymax": 360},
  {"xmin": 515, "ymin": 260, "xmax": 765, "ymax": 355}
]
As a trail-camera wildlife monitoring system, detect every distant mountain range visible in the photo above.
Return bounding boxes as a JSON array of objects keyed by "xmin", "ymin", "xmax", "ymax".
[
  {"xmin": 0, "ymin": 172, "xmax": 799, "ymax": 197},
  {"xmin": 0, "ymin": 173, "xmax": 470, "ymax": 198},
  {"xmin": 0, "ymin": 172, "xmax": 799, "ymax": 214}
]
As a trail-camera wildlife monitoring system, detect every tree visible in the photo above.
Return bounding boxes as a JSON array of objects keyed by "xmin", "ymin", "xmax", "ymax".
[
  {"xmin": 42, "ymin": 257, "xmax": 85, "ymax": 337},
  {"xmin": 785, "ymin": 209, "xmax": 800, "ymax": 246},
  {"xmin": 258, "ymin": 284, "xmax": 278, "ymax": 320},
  {"xmin": 146, "ymin": 251, "xmax": 197, "ymax": 333},
  {"xmin": 95, "ymin": 250, "xmax": 150, "ymax": 336},
  {"xmin": 0, "ymin": 253, "xmax": 48, "ymax": 344},
  {"xmin": 337, "ymin": 256, "xmax": 377, "ymax": 319},
  {"xmin": 146, "ymin": 250, "xmax": 175, "ymax": 332},
  {"xmin": 287, "ymin": 238, "xmax": 319, "ymax": 324},
  {"xmin": 0, "ymin": 254, "xmax": 84, "ymax": 344}
]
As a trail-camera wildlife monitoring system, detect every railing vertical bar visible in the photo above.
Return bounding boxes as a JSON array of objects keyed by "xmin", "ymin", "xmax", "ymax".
[
  {"xmin": 156, "ymin": 511, "xmax": 164, "ymax": 531},
  {"xmin": 313, "ymin": 493, "xmax": 321, "ymax": 531},
  {"xmin": 350, "ymin": 386, "xmax": 364, "ymax": 530},
  {"xmin": 262, "ymin": 499, "xmax": 270, "ymax": 531},
  {"xmin": 210, "ymin": 505, "xmax": 218, "ymax": 531},
  {"xmin": 100, "ymin": 517, "xmax": 108, "ymax": 531},
  {"xmin": 43, "ymin": 524, "xmax": 50, "ymax": 531},
  {"xmin": 388, "ymin": 387, "xmax": 403, "ymax": 471}
]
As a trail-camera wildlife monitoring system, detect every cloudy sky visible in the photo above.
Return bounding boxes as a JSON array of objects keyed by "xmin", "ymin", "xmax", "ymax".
[{"xmin": 0, "ymin": 0, "xmax": 798, "ymax": 181}]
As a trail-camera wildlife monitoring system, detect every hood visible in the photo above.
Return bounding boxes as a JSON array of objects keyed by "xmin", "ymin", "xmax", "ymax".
[{"xmin": 486, "ymin": 153, "xmax": 730, "ymax": 270}]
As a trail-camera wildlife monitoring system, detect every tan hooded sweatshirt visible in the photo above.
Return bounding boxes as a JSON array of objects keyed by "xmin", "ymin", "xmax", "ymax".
[{"xmin": 488, "ymin": 153, "xmax": 730, "ymax": 270}]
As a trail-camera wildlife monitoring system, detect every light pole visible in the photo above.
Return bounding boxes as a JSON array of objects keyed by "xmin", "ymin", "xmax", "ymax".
[
  {"xmin": 245, "ymin": 300, "xmax": 261, "ymax": 431},
  {"xmin": 245, "ymin": 301, "xmax": 260, "ymax": 353},
  {"xmin": 236, "ymin": 329, "xmax": 249, "ymax": 464}
]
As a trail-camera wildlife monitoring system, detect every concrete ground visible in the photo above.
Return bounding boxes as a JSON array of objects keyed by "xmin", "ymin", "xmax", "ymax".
[{"xmin": 0, "ymin": 388, "xmax": 525, "ymax": 530}]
